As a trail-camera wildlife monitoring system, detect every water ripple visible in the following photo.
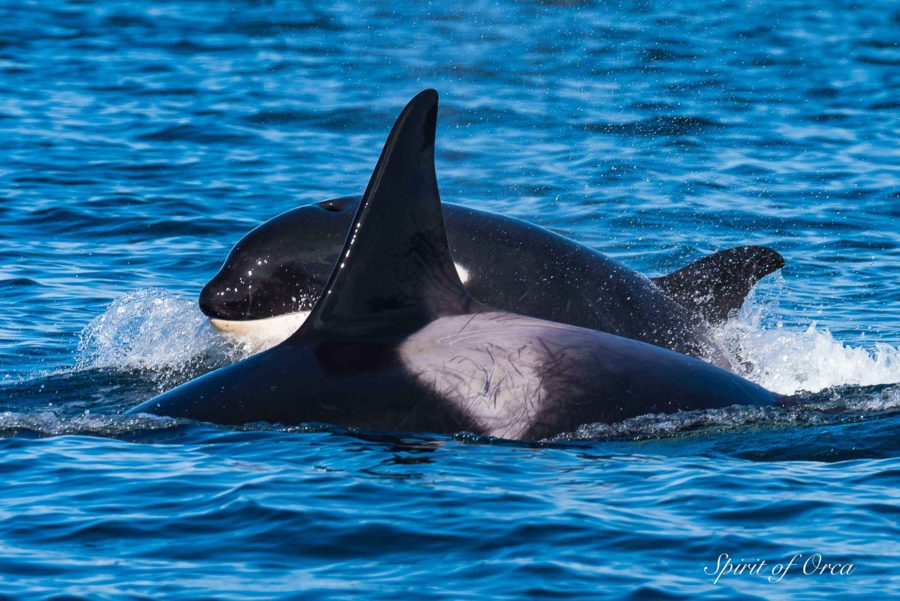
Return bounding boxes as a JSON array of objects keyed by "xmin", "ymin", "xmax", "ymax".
[{"xmin": 1, "ymin": 0, "xmax": 898, "ymax": 598}]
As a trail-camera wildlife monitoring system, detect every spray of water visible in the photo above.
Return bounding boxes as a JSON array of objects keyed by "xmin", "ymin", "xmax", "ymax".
[
  {"xmin": 74, "ymin": 289, "xmax": 247, "ymax": 388},
  {"xmin": 713, "ymin": 304, "xmax": 900, "ymax": 396}
]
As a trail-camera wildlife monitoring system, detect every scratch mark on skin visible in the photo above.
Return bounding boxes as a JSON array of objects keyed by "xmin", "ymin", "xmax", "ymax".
[
  {"xmin": 399, "ymin": 311, "xmax": 586, "ymax": 439},
  {"xmin": 456, "ymin": 313, "xmax": 479, "ymax": 336}
]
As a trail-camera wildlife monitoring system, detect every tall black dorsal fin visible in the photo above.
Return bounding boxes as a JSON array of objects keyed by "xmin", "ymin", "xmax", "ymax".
[
  {"xmin": 292, "ymin": 89, "xmax": 473, "ymax": 338},
  {"xmin": 652, "ymin": 246, "xmax": 784, "ymax": 324}
]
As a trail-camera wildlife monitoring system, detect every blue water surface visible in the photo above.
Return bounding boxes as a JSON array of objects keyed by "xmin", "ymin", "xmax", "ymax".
[{"xmin": 1, "ymin": 1, "xmax": 898, "ymax": 599}]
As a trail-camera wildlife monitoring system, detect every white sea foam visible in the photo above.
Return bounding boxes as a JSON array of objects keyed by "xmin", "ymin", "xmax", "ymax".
[{"xmin": 713, "ymin": 304, "xmax": 900, "ymax": 395}]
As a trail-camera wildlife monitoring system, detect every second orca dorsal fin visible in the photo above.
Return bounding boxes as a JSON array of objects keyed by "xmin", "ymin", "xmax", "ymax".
[
  {"xmin": 652, "ymin": 246, "xmax": 784, "ymax": 324},
  {"xmin": 291, "ymin": 89, "xmax": 474, "ymax": 338}
]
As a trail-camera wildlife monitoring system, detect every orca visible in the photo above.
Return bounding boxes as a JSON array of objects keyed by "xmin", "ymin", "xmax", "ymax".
[
  {"xmin": 199, "ymin": 165, "xmax": 782, "ymax": 368},
  {"xmin": 131, "ymin": 90, "xmax": 782, "ymax": 440}
]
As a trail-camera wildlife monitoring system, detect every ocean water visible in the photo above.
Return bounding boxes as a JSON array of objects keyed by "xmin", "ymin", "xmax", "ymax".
[{"xmin": 1, "ymin": 0, "xmax": 898, "ymax": 598}]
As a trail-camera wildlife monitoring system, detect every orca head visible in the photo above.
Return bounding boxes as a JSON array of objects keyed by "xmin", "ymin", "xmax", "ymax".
[
  {"xmin": 199, "ymin": 89, "xmax": 475, "ymax": 350},
  {"xmin": 198, "ymin": 196, "xmax": 362, "ymax": 345}
]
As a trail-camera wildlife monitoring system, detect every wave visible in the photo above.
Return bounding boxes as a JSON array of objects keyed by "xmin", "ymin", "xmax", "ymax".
[{"xmin": 0, "ymin": 410, "xmax": 183, "ymax": 438}]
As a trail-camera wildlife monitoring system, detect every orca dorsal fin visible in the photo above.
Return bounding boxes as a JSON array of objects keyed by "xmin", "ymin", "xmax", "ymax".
[
  {"xmin": 291, "ymin": 89, "xmax": 474, "ymax": 338},
  {"xmin": 652, "ymin": 246, "xmax": 784, "ymax": 324}
]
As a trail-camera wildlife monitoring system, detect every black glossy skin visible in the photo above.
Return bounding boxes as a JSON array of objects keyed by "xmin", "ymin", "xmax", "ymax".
[
  {"xmin": 130, "ymin": 312, "xmax": 778, "ymax": 440},
  {"xmin": 200, "ymin": 197, "xmax": 722, "ymax": 362},
  {"xmin": 131, "ymin": 330, "xmax": 480, "ymax": 434},
  {"xmin": 134, "ymin": 89, "xmax": 783, "ymax": 441}
]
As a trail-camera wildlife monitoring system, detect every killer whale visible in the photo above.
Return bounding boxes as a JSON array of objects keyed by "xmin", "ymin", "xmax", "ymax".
[
  {"xmin": 131, "ymin": 90, "xmax": 781, "ymax": 440},
  {"xmin": 199, "ymin": 161, "xmax": 782, "ymax": 368}
]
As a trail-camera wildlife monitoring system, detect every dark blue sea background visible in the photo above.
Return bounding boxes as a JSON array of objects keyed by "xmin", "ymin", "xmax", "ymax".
[{"xmin": 1, "ymin": 1, "xmax": 898, "ymax": 599}]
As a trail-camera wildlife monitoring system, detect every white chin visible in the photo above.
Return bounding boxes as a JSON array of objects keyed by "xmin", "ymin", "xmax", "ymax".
[{"xmin": 209, "ymin": 311, "xmax": 311, "ymax": 354}]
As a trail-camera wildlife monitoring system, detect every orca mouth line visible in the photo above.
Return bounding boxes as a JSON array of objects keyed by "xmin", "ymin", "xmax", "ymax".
[{"xmin": 209, "ymin": 311, "xmax": 311, "ymax": 351}]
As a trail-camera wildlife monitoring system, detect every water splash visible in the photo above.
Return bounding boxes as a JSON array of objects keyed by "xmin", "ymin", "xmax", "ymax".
[
  {"xmin": 75, "ymin": 288, "xmax": 241, "ymax": 382},
  {"xmin": 714, "ymin": 303, "xmax": 900, "ymax": 395}
]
